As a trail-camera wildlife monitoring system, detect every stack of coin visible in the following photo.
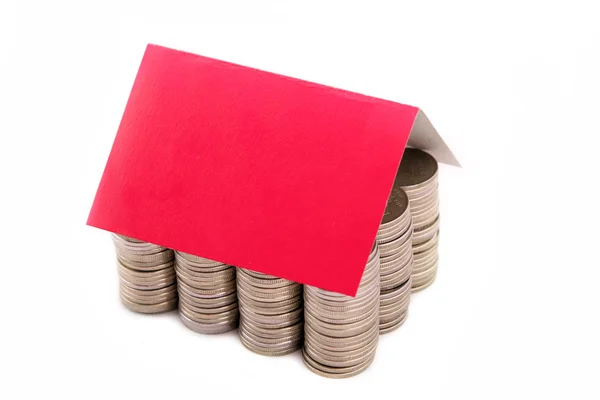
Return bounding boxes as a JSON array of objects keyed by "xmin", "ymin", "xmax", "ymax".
[
  {"xmin": 237, "ymin": 269, "xmax": 303, "ymax": 356},
  {"xmin": 174, "ymin": 252, "xmax": 239, "ymax": 334},
  {"xmin": 302, "ymin": 244, "xmax": 380, "ymax": 378},
  {"xmin": 394, "ymin": 148, "xmax": 439, "ymax": 292},
  {"xmin": 377, "ymin": 186, "xmax": 414, "ymax": 333},
  {"xmin": 112, "ymin": 234, "xmax": 178, "ymax": 313}
]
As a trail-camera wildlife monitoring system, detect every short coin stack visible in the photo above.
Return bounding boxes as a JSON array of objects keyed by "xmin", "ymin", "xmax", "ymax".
[
  {"xmin": 377, "ymin": 186, "xmax": 414, "ymax": 333},
  {"xmin": 394, "ymin": 148, "xmax": 440, "ymax": 292},
  {"xmin": 174, "ymin": 252, "xmax": 239, "ymax": 334},
  {"xmin": 302, "ymin": 244, "xmax": 380, "ymax": 378},
  {"xmin": 237, "ymin": 269, "xmax": 303, "ymax": 356},
  {"xmin": 112, "ymin": 234, "xmax": 177, "ymax": 313}
]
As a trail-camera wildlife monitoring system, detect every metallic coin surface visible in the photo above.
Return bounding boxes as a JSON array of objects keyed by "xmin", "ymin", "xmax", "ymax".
[
  {"xmin": 179, "ymin": 313, "xmax": 238, "ymax": 334},
  {"xmin": 393, "ymin": 149, "xmax": 440, "ymax": 291},
  {"xmin": 395, "ymin": 148, "xmax": 438, "ymax": 188},
  {"xmin": 380, "ymin": 185, "xmax": 409, "ymax": 226},
  {"xmin": 112, "ymin": 234, "xmax": 178, "ymax": 314},
  {"xmin": 237, "ymin": 268, "xmax": 303, "ymax": 356},
  {"xmin": 376, "ymin": 186, "xmax": 414, "ymax": 333},
  {"xmin": 303, "ymin": 244, "xmax": 380, "ymax": 378},
  {"xmin": 175, "ymin": 251, "xmax": 239, "ymax": 334},
  {"xmin": 120, "ymin": 295, "xmax": 178, "ymax": 314}
]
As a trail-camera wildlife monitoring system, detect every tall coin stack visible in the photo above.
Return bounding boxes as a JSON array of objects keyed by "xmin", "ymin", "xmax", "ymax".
[
  {"xmin": 394, "ymin": 148, "xmax": 440, "ymax": 292},
  {"xmin": 377, "ymin": 187, "xmax": 414, "ymax": 333},
  {"xmin": 174, "ymin": 252, "xmax": 239, "ymax": 334},
  {"xmin": 302, "ymin": 244, "xmax": 380, "ymax": 378},
  {"xmin": 112, "ymin": 234, "xmax": 177, "ymax": 313},
  {"xmin": 237, "ymin": 270, "xmax": 303, "ymax": 356}
]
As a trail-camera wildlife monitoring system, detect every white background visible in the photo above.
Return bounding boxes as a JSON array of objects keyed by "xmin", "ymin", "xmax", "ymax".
[{"xmin": 1, "ymin": 1, "xmax": 599, "ymax": 399}]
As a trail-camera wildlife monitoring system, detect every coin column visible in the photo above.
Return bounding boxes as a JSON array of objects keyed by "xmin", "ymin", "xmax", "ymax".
[
  {"xmin": 112, "ymin": 234, "xmax": 178, "ymax": 313},
  {"xmin": 302, "ymin": 244, "xmax": 380, "ymax": 379},
  {"xmin": 394, "ymin": 149, "xmax": 440, "ymax": 292},
  {"xmin": 174, "ymin": 252, "xmax": 239, "ymax": 334},
  {"xmin": 376, "ymin": 187, "xmax": 414, "ymax": 333},
  {"xmin": 236, "ymin": 270, "xmax": 303, "ymax": 356}
]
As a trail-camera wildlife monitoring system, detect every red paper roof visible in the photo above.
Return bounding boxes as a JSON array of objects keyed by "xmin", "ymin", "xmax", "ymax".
[{"xmin": 88, "ymin": 44, "xmax": 453, "ymax": 296}]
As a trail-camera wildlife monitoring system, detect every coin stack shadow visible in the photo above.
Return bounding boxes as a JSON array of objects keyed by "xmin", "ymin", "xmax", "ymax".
[
  {"xmin": 377, "ymin": 187, "xmax": 414, "ymax": 333},
  {"xmin": 174, "ymin": 252, "xmax": 239, "ymax": 334},
  {"xmin": 302, "ymin": 244, "xmax": 380, "ymax": 378},
  {"xmin": 394, "ymin": 148, "xmax": 440, "ymax": 292},
  {"xmin": 236, "ymin": 269, "xmax": 303, "ymax": 356},
  {"xmin": 112, "ymin": 234, "xmax": 178, "ymax": 313}
]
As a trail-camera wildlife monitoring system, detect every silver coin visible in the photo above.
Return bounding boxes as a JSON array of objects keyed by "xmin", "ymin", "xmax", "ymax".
[
  {"xmin": 177, "ymin": 289, "xmax": 237, "ymax": 308},
  {"xmin": 239, "ymin": 314, "xmax": 301, "ymax": 331},
  {"xmin": 305, "ymin": 331, "xmax": 377, "ymax": 360},
  {"xmin": 378, "ymin": 225, "xmax": 413, "ymax": 256},
  {"xmin": 380, "ymin": 278, "xmax": 412, "ymax": 305},
  {"xmin": 177, "ymin": 280, "xmax": 236, "ymax": 297},
  {"xmin": 236, "ymin": 269, "xmax": 303, "ymax": 356},
  {"xmin": 179, "ymin": 302, "xmax": 239, "ymax": 323},
  {"xmin": 379, "ymin": 311, "xmax": 408, "ymax": 334},
  {"xmin": 239, "ymin": 304, "xmax": 303, "ymax": 323},
  {"xmin": 175, "ymin": 270, "xmax": 235, "ymax": 288},
  {"xmin": 306, "ymin": 307, "xmax": 378, "ymax": 338},
  {"xmin": 395, "ymin": 148, "xmax": 438, "ymax": 188},
  {"xmin": 302, "ymin": 350, "xmax": 376, "ymax": 379},
  {"xmin": 304, "ymin": 340, "xmax": 377, "ymax": 368},
  {"xmin": 240, "ymin": 319, "xmax": 303, "ymax": 339},
  {"xmin": 120, "ymin": 287, "xmax": 178, "ymax": 305},
  {"xmin": 239, "ymin": 333, "xmax": 301, "ymax": 356},
  {"xmin": 113, "ymin": 235, "xmax": 179, "ymax": 314},
  {"xmin": 305, "ymin": 281, "xmax": 379, "ymax": 304},
  {"xmin": 238, "ymin": 298, "xmax": 302, "ymax": 316},
  {"xmin": 237, "ymin": 279, "xmax": 301, "ymax": 297},
  {"xmin": 412, "ymin": 217, "xmax": 440, "ymax": 245},
  {"xmin": 379, "ymin": 238, "xmax": 413, "ymax": 266},
  {"xmin": 302, "ymin": 244, "xmax": 379, "ymax": 378},
  {"xmin": 304, "ymin": 347, "xmax": 376, "ymax": 371},
  {"xmin": 411, "ymin": 276, "xmax": 436, "ymax": 293},
  {"xmin": 237, "ymin": 272, "xmax": 298, "ymax": 289},
  {"xmin": 413, "ymin": 231, "xmax": 440, "ymax": 254},
  {"xmin": 179, "ymin": 313, "xmax": 238, "ymax": 334},
  {"xmin": 377, "ymin": 186, "xmax": 414, "ymax": 332},
  {"xmin": 380, "ymin": 264, "xmax": 413, "ymax": 290},
  {"xmin": 120, "ymin": 295, "xmax": 178, "ymax": 314},
  {"xmin": 240, "ymin": 327, "xmax": 302, "ymax": 346},
  {"xmin": 413, "ymin": 254, "xmax": 438, "ymax": 275},
  {"xmin": 175, "ymin": 251, "xmax": 226, "ymax": 268},
  {"xmin": 240, "ymin": 338, "xmax": 303, "ymax": 355},
  {"xmin": 237, "ymin": 284, "xmax": 301, "ymax": 303},
  {"xmin": 392, "ymin": 149, "xmax": 441, "ymax": 294},
  {"xmin": 117, "ymin": 249, "xmax": 174, "ymax": 264},
  {"xmin": 305, "ymin": 297, "xmax": 378, "ymax": 322},
  {"xmin": 117, "ymin": 256, "xmax": 176, "ymax": 272},
  {"xmin": 120, "ymin": 282, "xmax": 177, "ymax": 298},
  {"xmin": 236, "ymin": 292, "xmax": 301, "ymax": 310},
  {"xmin": 304, "ymin": 322, "xmax": 379, "ymax": 352},
  {"xmin": 411, "ymin": 261, "xmax": 438, "ymax": 291},
  {"xmin": 117, "ymin": 261, "xmax": 174, "ymax": 279},
  {"xmin": 175, "ymin": 259, "xmax": 232, "ymax": 274},
  {"xmin": 380, "ymin": 186, "xmax": 409, "ymax": 227},
  {"xmin": 181, "ymin": 298, "xmax": 239, "ymax": 314}
]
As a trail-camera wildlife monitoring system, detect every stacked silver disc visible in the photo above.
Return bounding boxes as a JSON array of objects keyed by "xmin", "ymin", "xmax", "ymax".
[
  {"xmin": 377, "ymin": 186, "xmax": 414, "ymax": 333},
  {"xmin": 112, "ymin": 234, "xmax": 177, "ymax": 313},
  {"xmin": 237, "ymin": 269, "xmax": 303, "ymax": 356},
  {"xmin": 394, "ymin": 148, "xmax": 440, "ymax": 292},
  {"xmin": 302, "ymin": 244, "xmax": 380, "ymax": 378},
  {"xmin": 174, "ymin": 252, "xmax": 239, "ymax": 334}
]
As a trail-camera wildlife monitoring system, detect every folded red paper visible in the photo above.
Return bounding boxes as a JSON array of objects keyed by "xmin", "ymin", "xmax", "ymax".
[{"xmin": 88, "ymin": 44, "xmax": 456, "ymax": 296}]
